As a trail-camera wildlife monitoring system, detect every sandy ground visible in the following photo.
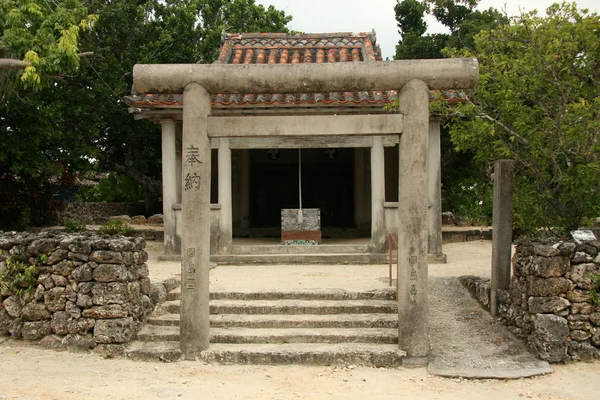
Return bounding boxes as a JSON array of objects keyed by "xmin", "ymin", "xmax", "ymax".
[{"xmin": 1, "ymin": 240, "xmax": 600, "ymax": 399}]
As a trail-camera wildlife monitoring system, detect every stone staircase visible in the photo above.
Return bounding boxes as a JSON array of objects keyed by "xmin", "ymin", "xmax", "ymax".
[{"xmin": 125, "ymin": 283, "xmax": 405, "ymax": 366}]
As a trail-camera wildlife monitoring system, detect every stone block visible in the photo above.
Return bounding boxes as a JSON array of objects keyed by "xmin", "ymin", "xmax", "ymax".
[
  {"xmin": 533, "ymin": 244, "xmax": 560, "ymax": 257},
  {"xmin": 62, "ymin": 333, "xmax": 95, "ymax": 350},
  {"xmin": 567, "ymin": 289, "xmax": 591, "ymax": 303},
  {"xmin": 68, "ymin": 252, "xmax": 89, "ymax": 262},
  {"xmin": 108, "ymin": 239, "xmax": 135, "ymax": 252},
  {"xmin": 82, "ymin": 304, "xmax": 129, "ymax": 319},
  {"xmin": 91, "ymin": 283, "xmax": 129, "ymax": 305},
  {"xmin": 570, "ymin": 330, "xmax": 591, "ymax": 341},
  {"xmin": 131, "ymin": 215, "xmax": 146, "ymax": 225},
  {"xmin": 21, "ymin": 321, "xmax": 51, "ymax": 340},
  {"xmin": 590, "ymin": 313, "xmax": 600, "ymax": 326},
  {"xmin": 93, "ymin": 264, "xmax": 128, "ymax": 282},
  {"xmin": 150, "ymin": 284, "xmax": 167, "ymax": 304},
  {"xmin": 139, "ymin": 278, "xmax": 151, "ymax": 295},
  {"xmin": 93, "ymin": 317, "xmax": 134, "ymax": 344},
  {"xmin": 527, "ymin": 276, "xmax": 570, "ymax": 297},
  {"xmin": 46, "ymin": 249, "xmax": 69, "ymax": 265},
  {"xmin": 592, "ymin": 329, "xmax": 600, "ymax": 346},
  {"xmin": 76, "ymin": 293, "xmax": 93, "ymax": 308},
  {"xmin": 49, "ymin": 260, "xmax": 82, "ymax": 276},
  {"xmin": 557, "ymin": 242, "xmax": 576, "ymax": 257},
  {"xmin": 3, "ymin": 296, "xmax": 22, "ymax": 317},
  {"xmin": 568, "ymin": 341, "xmax": 598, "ymax": 361},
  {"xmin": 89, "ymin": 251, "xmax": 124, "ymax": 264},
  {"xmin": 109, "ymin": 215, "xmax": 132, "ymax": 223},
  {"xmin": 570, "ymin": 263, "xmax": 599, "ymax": 290},
  {"xmin": 51, "ymin": 274, "xmax": 69, "ymax": 287},
  {"xmin": 34, "ymin": 285, "xmax": 45, "ymax": 301},
  {"xmin": 66, "ymin": 318, "xmax": 95, "ymax": 335},
  {"xmin": 147, "ymin": 214, "xmax": 163, "ymax": 225},
  {"xmin": 44, "ymin": 287, "xmax": 66, "ymax": 312},
  {"xmin": 571, "ymin": 302, "xmax": 595, "ymax": 315},
  {"xmin": 65, "ymin": 301, "xmax": 81, "ymax": 318},
  {"xmin": 281, "ymin": 208, "xmax": 320, "ymax": 232},
  {"xmin": 572, "ymin": 252, "xmax": 593, "ymax": 263},
  {"xmin": 527, "ymin": 296, "xmax": 570, "ymax": 314},
  {"xmin": 51, "ymin": 311, "xmax": 69, "ymax": 334},
  {"xmin": 21, "ymin": 302, "xmax": 50, "ymax": 321},
  {"xmin": 72, "ymin": 263, "xmax": 93, "ymax": 282},
  {"xmin": 531, "ymin": 256, "xmax": 570, "ymax": 278},
  {"xmin": 528, "ymin": 314, "xmax": 569, "ymax": 363},
  {"xmin": 0, "ymin": 309, "xmax": 13, "ymax": 335},
  {"xmin": 569, "ymin": 321, "xmax": 592, "ymax": 331},
  {"xmin": 26, "ymin": 239, "xmax": 60, "ymax": 258}
]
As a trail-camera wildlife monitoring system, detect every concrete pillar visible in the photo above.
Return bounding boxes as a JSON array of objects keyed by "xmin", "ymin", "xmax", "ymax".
[
  {"xmin": 491, "ymin": 159, "xmax": 515, "ymax": 317},
  {"xmin": 175, "ymin": 122, "xmax": 183, "ymax": 204},
  {"xmin": 371, "ymin": 137, "xmax": 386, "ymax": 253},
  {"xmin": 397, "ymin": 79, "xmax": 430, "ymax": 359},
  {"xmin": 239, "ymin": 149, "xmax": 251, "ymax": 229},
  {"xmin": 160, "ymin": 119, "xmax": 178, "ymax": 256},
  {"xmin": 428, "ymin": 118, "xmax": 446, "ymax": 263},
  {"xmin": 180, "ymin": 83, "xmax": 212, "ymax": 359},
  {"xmin": 218, "ymin": 138, "xmax": 233, "ymax": 254},
  {"xmin": 354, "ymin": 148, "xmax": 367, "ymax": 230}
]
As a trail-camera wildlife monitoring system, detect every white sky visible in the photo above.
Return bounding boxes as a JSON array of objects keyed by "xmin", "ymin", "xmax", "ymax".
[{"xmin": 256, "ymin": 0, "xmax": 599, "ymax": 59}]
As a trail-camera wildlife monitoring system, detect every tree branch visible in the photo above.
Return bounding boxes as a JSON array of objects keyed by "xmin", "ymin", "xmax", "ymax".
[{"xmin": 0, "ymin": 59, "xmax": 30, "ymax": 70}]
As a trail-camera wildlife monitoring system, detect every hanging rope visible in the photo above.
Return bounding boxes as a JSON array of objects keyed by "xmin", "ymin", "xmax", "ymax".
[{"xmin": 298, "ymin": 148, "xmax": 303, "ymax": 223}]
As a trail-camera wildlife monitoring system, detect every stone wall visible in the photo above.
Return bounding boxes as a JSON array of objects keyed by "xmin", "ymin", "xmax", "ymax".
[
  {"xmin": 461, "ymin": 239, "xmax": 600, "ymax": 363},
  {"xmin": 56, "ymin": 202, "xmax": 145, "ymax": 225},
  {"xmin": 0, "ymin": 231, "xmax": 155, "ymax": 353}
]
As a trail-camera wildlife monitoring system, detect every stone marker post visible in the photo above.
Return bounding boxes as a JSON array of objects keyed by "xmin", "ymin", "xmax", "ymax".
[
  {"xmin": 491, "ymin": 159, "xmax": 515, "ymax": 317},
  {"xmin": 180, "ymin": 83, "xmax": 212, "ymax": 359},
  {"xmin": 397, "ymin": 79, "xmax": 430, "ymax": 359}
]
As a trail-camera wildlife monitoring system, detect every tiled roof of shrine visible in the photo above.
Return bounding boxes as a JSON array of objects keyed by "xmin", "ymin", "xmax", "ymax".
[{"xmin": 125, "ymin": 31, "xmax": 466, "ymax": 117}]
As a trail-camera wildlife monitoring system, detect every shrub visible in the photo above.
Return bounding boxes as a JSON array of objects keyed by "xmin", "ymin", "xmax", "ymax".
[
  {"xmin": 63, "ymin": 220, "xmax": 87, "ymax": 233},
  {"xmin": 99, "ymin": 219, "xmax": 135, "ymax": 236},
  {"xmin": 0, "ymin": 256, "xmax": 39, "ymax": 296}
]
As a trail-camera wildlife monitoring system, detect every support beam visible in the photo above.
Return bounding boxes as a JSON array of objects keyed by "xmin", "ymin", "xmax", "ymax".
[
  {"xmin": 208, "ymin": 115, "xmax": 403, "ymax": 138},
  {"xmin": 397, "ymin": 79, "xmax": 430, "ymax": 359},
  {"xmin": 491, "ymin": 159, "xmax": 515, "ymax": 317},
  {"xmin": 229, "ymin": 135, "xmax": 399, "ymax": 149},
  {"xmin": 428, "ymin": 118, "xmax": 446, "ymax": 263},
  {"xmin": 160, "ymin": 119, "xmax": 178, "ymax": 256},
  {"xmin": 371, "ymin": 136, "xmax": 386, "ymax": 253},
  {"xmin": 218, "ymin": 138, "xmax": 233, "ymax": 254},
  {"xmin": 180, "ymin": 83, "xmax": 212, "ymax": 359},
  {"xmin": 239, "ymin": 150, "xmax": 251, "ymax": 229},
  {"xmin": 132, "ymin": 58, "xmax": 479, "ymax": 94}
]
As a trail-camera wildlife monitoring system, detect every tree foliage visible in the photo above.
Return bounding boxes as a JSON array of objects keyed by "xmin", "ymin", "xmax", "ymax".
[
  {"xmin": 0, "ymin": 0, "xmax": 292, "ymax": 228},
  {"xmin": 445, "ymin": 2, "xmax": 600, "ymax": 234}
]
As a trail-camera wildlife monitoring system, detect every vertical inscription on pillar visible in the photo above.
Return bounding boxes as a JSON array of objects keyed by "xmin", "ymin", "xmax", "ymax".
[
  {"xmin": 184, "ymin": 145, "xmax": 202, "ymax": 191},
  {"xmin": 186, "ymin": 247, "xmax": 196, "ymax": 289},
  {"xmin": 409, "ymin": 255, "xmax": 418, "ymax": 304}
]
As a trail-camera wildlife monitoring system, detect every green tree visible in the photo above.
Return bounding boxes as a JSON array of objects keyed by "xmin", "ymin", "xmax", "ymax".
[{"xmin": 446, "ymin": 2, "xmax": 600, "ymax": 234}]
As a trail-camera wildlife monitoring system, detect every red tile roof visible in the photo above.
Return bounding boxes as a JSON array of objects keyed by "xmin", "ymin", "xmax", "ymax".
[{"xmin": 125, "ymin": 32, "xmax": 466, "ymax": 117}]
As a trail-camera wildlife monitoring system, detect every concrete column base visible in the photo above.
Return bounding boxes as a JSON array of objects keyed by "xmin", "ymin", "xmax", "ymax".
[
  {"xmin": 402, "ymin": 356, "xmax": 430, "ymax": 368},
  {"xmin": 428, "ymin": 253, "xmax": 447, "ymax": 264}
]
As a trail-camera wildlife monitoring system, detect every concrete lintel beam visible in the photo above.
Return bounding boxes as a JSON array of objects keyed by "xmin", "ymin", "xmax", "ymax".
[
  {"xmin": 132, "ymin": 58, "xmax": 479, "ymax": 94},
  {"xmin": 228, "ymin": 135, "xmax": 399, "ymax": 149},
  {"xmin": 207, "ymin": 115, "xmax": 403, "ymax": 138}
]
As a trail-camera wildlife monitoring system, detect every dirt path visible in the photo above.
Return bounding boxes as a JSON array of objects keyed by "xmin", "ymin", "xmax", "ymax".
[{"xmin": 0, "ymin": 338, "xmax": 599, "ymax": 400}]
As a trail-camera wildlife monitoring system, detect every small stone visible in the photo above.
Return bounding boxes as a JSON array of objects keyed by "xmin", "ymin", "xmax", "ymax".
[
  {"xmin": 93, "ymin": 264, "xmax": 128, "ymax": 282},
  {"xmin": 26, "ymin": 239, "xmax": 59, "ymax": 258},
  {"xmin": 147, "ymin": 214, "xmax": 163, "ymax": 225},
  {"xmin": 570, "ymin": 330, "xmax": 591, "ymax": 341},
  {"xmin": 531, "ymin": 256, "xmax": 570, "ymax": 278},
  {"xmin": 66, "ymin": 239, "xmax": 92, "ymax": 254},
  {"xmin": 567, "ymin": 289, "xmax": 591, "ymax": 303},
  {"xmin": 527, "ymin": 276, "xmax": 570, "ymax": 297},
  {"xmin": 528, "ymin": 314, "xmax": 569, "ymax": 363},
  {"xmin": 568, "ymin": 341, "xmax": 598, "ymax": 361},
  {"xmin": 50, "ymin": 260, "xmax": 82, "ymax": 276},
  {"xmin": 3, "ymin": 296, "xmax": 22, "ymax": 317},
  {"xmin": 34, "ymin": 285, "xmax": 45, "ymax": 301},
  {"xmin": 78, "ymin": 282, "xmax": 93, "ymax": 294},
  {"xmin": 47, "ymin": 249, "xmax": 69, "ymax": 265},
  {"xmin": 131, "ymin": 216, "xmax": 147, "ymax": 225},
  {"xmin": 66, "ymin": 318, "xmax": 94, "ymax": 334},
  {"xmin": 110, "ymin": 215, "xmax": 132, "ymax": 223},
  {"xmin": 570, "ymin": 263, "xmax": 599, "ymax": 290},
  {"xmin": 591, "ymin": 329, "xmax": 600, "ymax": 346},
  {"xmin": 533, "ymin": 244, "xmax": 560, "ymax": 257},
  {"xmin": 150, "ymin": 284, "xmax": 167, "ymax": 304},
  {"xmin": 44, "ymin": 287, "xmax": 66, "ymax": 312},
  {"xmin": 91, "ymin": 239, "xmax": 110, "ymax": 250},
  {"xmin": 571, "ymin": 303, "xmax": 595, "ymax": 315},
  {"xmin": 108, "ymin": 240, "xmax": 135, "ymax": 252},
  {"xmin": 139, "ymin": 278, "xmax": 151, "ymax": 295},
  {"xmin": 76, "ymin": 293, "xmax": 93, "ymax": 308},
  {"xmin": 65, "ymin": 301, "xmax": 81, "ymax": 318},
  {"xmin": 71, "ymin": 263, "xmax": 93, "ymax": 282},
  {"xmin": 62, "ymin": 333, "xmax": 95, "ymax": 350},
  {"xmin": 89, "ymin": 251, "xmax": 124, "ymax": 264},
  {"xmin": 590, "ymin": 313, "xmax": 600, "ymax": 326},
  {"xmin": 21, "ymin": 321, "xmax": 52, "ymax": 340},
  {"xmin": 572, "ymin": 252, "xmax": 593, "ymax": 263},
  {"xmin": 0, "ymin": 309, "xmax": 13, "ymax": 335},
  {"xmin": 51, "ymin": 311, "xmax": 69, "ymax": 334},
  {"xmin": 21, "ymin": 302, "xmax": 50, "ymax": 321},
  {"xmin": 51, "ymin": 274, "xmax": 69, "ymax": 287},
  {"xmin": 39, "ymin": 334, "xmax": 64, "ymax": 349},
  {"xmin": 39, "ymin": 274, "xmax": 55, "ymax": 290},
  {"xmin": 68, "ymin": 252, "xmax": 89, "ymax": 262},
  {"xmin": 93, "ymin": 317, "xmax": 134, "ymax": 344},
  {"xmin": 91, "ymin": 283, "xmax": 129, "ymax": 305},
  {"xmin": 82, "ymin": 304, "xmax": 129, "ymax": 319},
  {"xmin": 527, "ymin": 297, "xmax": 570, "ymax": 314},
  {"xmin": 569, "ymin": 321, "xmax": 592, "ymax": 331}
]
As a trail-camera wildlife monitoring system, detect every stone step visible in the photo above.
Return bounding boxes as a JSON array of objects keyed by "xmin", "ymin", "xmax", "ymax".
[
  {"xmin": 211, "ymin": 253, "xmax": 388, "ymax": 265},
  {"xmin": 148, "ymin": 313, "xmax": 398, "ymax": 329},
  {"xmin": 125, "ymin": 340, "xmax": 181, "ymax": 362},
  {"xmin": 137, "ymin": 325, "xmax": 399, "ymax": 344},
  {"xmin": 200, "ymin": 343, "xmax": 405, "ymax": 366},
  {"xmin": 162, "ymin": 299, "xmax": 397, "ymax": 315},
  {"xmin": 231, "ymin": 244, "xmax": 372, "ymax": 255},
  {"xmin": 166, "ymin": 288, "xmax": 396, "ymax": 302}
]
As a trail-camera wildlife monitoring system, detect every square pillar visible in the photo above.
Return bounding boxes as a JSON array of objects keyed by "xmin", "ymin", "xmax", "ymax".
[
  {"xmin": 160, "ymin": 119, "xmax": 178, "ymax": 256},
  {"xmin": 371, "ymin": 137, "xmax": 386, "ymax": 253},
  {"xmin": 428, "ymin": 118, "xmax": 446, "ymax": 262},
  {"xmin": 180, "ymin": 83, "xmax": 212, "ymax": 359},
  {"xmin": 397, "ymin": 79, "xmax": 430, "ymax": 359},
  {"xmin": 218, "ymin": 138, "xmax": 233, "ymax": 254}
]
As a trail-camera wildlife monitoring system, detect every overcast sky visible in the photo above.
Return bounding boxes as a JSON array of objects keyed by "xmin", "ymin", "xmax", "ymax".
[{"xmin": 255, "ymin": 0, "xmax": 599, "ymax": 59}]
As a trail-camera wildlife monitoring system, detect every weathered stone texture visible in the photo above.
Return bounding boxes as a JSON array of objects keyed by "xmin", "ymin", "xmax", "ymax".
[
  {"xmin": 0, "ymin": 231, "xmax": 156, "ymax": 349},
  {"xmin": 527, "ymin": 297, "xmax": 570, "ymax": 314},
  {"xmin": 527, "ymin": 276, "xmax": 570, "ymax": 297},
  {"xmin": 528, "ymin": 314, "xmax": 569, "ymax": 363}
]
